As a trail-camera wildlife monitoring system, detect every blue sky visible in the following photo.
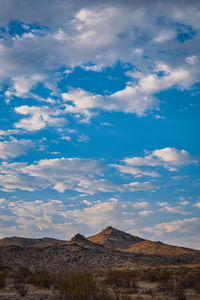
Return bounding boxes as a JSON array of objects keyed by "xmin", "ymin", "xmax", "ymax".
[{"xmin": 0, "ymin": 0, "xmax": 200, "ymax": 249}]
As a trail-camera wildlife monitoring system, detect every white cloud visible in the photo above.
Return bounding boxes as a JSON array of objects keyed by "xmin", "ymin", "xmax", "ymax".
[
  {"xmin": 81, "ymin": 199, "xmax": 92, "ymax": 206},
  {"xmin": 5, "ymin": 74, "xmax": 44, "ymax": 98},
  {"xmin": 160, "ymin": 205, "xmax": 187, "ymax": 215},
  {"xmin": 0, "ymin": 0, "xmax": 199, "ymax": 100},
  {"xmin": 185, "ymin": 56, "xmax": 198, "ymax": 65},
  {"xmin": 14, "ymin": 105, "xmax": 67, "ymax": 131},
  {"xmin": 78, "ymin": 134, "xmax": 90, "ymax": 143},
  {"xmin": 112, "ymin": 164, "xmax": 159, "ymax": 177},
  {"xmin": 0, "ymin": 129, "xmax": 23, "ymax": 137},
  {"xmin": 144, "ymin": 217, "xmax": 200, "ymax": 236},
  {"xmin": 61, "ymin": 136, "xmax": 71, "ymax": 141},
  {"xmin": 132, "ymin": 201, "xmax": 149, "ymax": 209},
  {"xmin": 157, "ymin": 201, "xmax": 168, "ymax": 207},
  {"xmin": 0, "ymin": 197, "xmax": 137, "ymax": 239},
  {"xmin": 0, "ymin": 138, "xmax": 34, "ymax": 159},
  {"xmin": 138, "ymin": 210, "xmax": 154, "ymax": 216},
  {"xmin": 61, "ymin": 62, "xmax": 196, "ymax": 119},
  {"xmin": 179, "ymin": 201, "xmax": 189, "ymax": 206},
  {"xmin": 143, "ymin": 217, "xmax": 200, "ymax": 249},
  {"xmin": 124, "ymin": 181, "xmax": 157, "ymax": 192},
  {"xmin": 154, "ymin": 29, "xmax": 176, "ymax": 43},
  {"xmin": 124, "ymin": 147, "xmax": 198, "ymax": 171},
  {"xmin": 193, "ymin": 202, "xmax": 200, "ymax": 208},
  {"xmin": 0, "ymin": 157, "xmax": 158, "ymax": 194}
]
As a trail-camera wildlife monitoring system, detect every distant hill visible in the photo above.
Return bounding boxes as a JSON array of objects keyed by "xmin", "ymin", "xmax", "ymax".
[
  {"xmin": 0, "ymin": 236, "xmax": 65, "ymax": 247},
  {"xmin": 0, "ymin": 226, "xmax": 199, "ymax": 271}
]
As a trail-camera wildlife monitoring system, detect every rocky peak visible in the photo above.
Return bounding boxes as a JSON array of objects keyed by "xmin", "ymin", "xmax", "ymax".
[{"xmin": 70, "ymin": 233, "xmax": 88, "ymax": 243}]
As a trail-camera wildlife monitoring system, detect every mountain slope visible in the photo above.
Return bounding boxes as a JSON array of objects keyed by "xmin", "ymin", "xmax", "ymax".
[
  {"xmin": 88, "ymin": 226, "xmax": 197, "ymax": 255},
  {"xmin": 88, "ymin": 226, "xmax": 144, "ymax": 250}
]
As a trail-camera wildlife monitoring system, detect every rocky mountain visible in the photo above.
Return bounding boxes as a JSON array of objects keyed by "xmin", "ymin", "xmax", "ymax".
[
  {"xmin": 88, "ymin": 226, "xmax": 144, "ymax": 251},
  {"xmin": 88, "ymin": 226, "xmax": 195, "ymax": 255},
  {"xmin": 0, "ymin": 227, "xmax": 200, "ymax": 271}
]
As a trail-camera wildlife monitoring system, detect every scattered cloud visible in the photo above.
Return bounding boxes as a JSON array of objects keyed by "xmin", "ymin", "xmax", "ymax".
[
  {"xmin": 143, "ymin": 217, "xmax": 200, "ymax": 249},
  {"xmin": 185, "ymin": 56, "xmax": 198, "ymax": 65},
  {"xmin": 14, "ymin": 105, "xmax": 67, "ymax": 131},
  {"xmin": 138, "ymin": 210, "xmax": 154, "ymax": 216},
  {"xmin": 144, "ymin": 217, "xmax": 200, "ymax": 235},
  {"xmin": 5, "ymin": 74, "xmax": 44, "ymax": 99},
  {"xmin": 160, "ymin": 205, "xmax": 187, "ymax": 215},
  {"xmin": 113, "ymin": 164, "xmax": 159, "ymax": 178},
  {"xmin": 132, "ymin": 201, "xmax": 149, "ymax": 209},
  {"xmin": 124, "ymin": 147, "xmax": 198, "ymax": 171},
  {"xmin": 157, "ymin": 202, "xmax": 168, "ymax": 207},
  {"xmin": 0, "ymin": 157, "xmax": 158, "ymax": 194},
  {"xmin": 0, "ymin": 138, "xmax": 34, "ymax": 159}
]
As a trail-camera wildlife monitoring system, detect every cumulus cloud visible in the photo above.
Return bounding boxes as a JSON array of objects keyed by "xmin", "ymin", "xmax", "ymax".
[
  {"xmin": 0, "ymin": 157, "xmax": 157, "ymax": 194},
  {"xmin": 5, "ymin": 74, "xmax": 44, "ymax": 98},
  {"xmin": 112, "ymin": 164, "xmax": 159, "ymax": 178},
  {"xmin": 124, "ymin": 147, "xmax": 198, "ymax": 171},
  {"xmin": 138, "ymin": 210, "xmax": 154, "ymax": 216},
  {"xmin": 14, "ymin": 105, "xmax": 67, "ymax": 131},
  {"xmin": 62, "ymin": 62, "xmax": 195, "ymax": 119},
  {"xmin": 0, "ymin": 197, "xmax": 137, "ymax": 238},
  {"xmin": 185, "ymin": 56, "xmax": 198, "ymax": 65},
  {"xmin": 160, "ymin": 205, "xmax": 187, "ymax": 215},
  {"xmin": 0, "ymin": 129, "xmax": 23, "ymax": 137},
  {"xmin": 143, "ymin": 217, "xmax": 200, "ymax": 249},
  {"xmin": 132, "ymin": 201, "xmax": 149, "ymax": 209},
  {"xmin": 0, "ymin": 1, "xmax": 199, "ymax": 114},
  {"xmin": 144, "ymin": 217, "xmax": 200, "ymax": 238},
  {"xmin": 0, "ymin": 138, "xmax": 34, "ymax": 159}
]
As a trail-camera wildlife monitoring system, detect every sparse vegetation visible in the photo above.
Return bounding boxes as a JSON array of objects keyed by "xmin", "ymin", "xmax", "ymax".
[
  {"xmin": 56, "ymin": 271, "xmax": 109, "ymax": 300},
  {"xmin": 0, "ymin": 271, "xmax": 7, "ymax": 288},
  {"xmin": 104, "ymin": 270, "xmax": 138, "ymax": 289},
  {"xmin": 28, "ymin": 270, "xmax": 52, "ymax": 288},
  {"xmin": 0, "ymin": 266, "xmax": 200, "ymax": 299}
]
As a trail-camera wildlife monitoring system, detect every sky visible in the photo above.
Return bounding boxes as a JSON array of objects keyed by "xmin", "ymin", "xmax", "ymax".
[{"xmin": 0, "ymin": 0, "xmax": 200, "ymax": 249}]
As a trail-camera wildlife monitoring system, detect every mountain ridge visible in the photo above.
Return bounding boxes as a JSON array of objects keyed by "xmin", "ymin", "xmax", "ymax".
[
  {"xmin": 0, "ymin": 226, "xmax": 198, "ymax": 253},
  {"xmin": 1, "ymin": 226, "xmax": 200, "ymax": 271}
]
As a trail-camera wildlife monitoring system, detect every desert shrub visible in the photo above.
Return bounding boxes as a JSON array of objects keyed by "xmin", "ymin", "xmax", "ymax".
[
  {"xmin": 173, "ymin": 285, "xmax": 186, "ymax": 300},
  {"xmin": 159, "ymin": 279, "xmax": 186, "ymax": 300},
  {"xmin": 177, "ymin": 270, "xmax": 200, "ymax": 291},
  {"xmin": 13, "ymin": 266, "xmax": 31, "ymax": 284},
  {"xmin": 194, "ymin": 280, "xmax": 200, "ymax": 293},
  {"xmin": 113, "ymin": 289, "xmax": 132, "ymax": 300},
  {"xmin": 0, "ymin": 271, "xmax": 7, "ymax": 288},
  {"xmin": 140, "ymin": 270, "xmax": 158, "ymax": 282},
  {"xmin": 159, "ymin": 279, "xmax": 174, "ymax": 293},
  {"xmin": 28, "ymin": 270, "xmax": 52, "ymax": 288},
  {"xmin": 104, "ymin": 270, "xmax": 137, "ymax": 289},
  {"xmin": 57, "ymin": 271, "xmax": 109, "ymax": 300},
  {"xmin": 139, "ymin": 269, "xmax": 173, "ymax": 283},
  {"xmin": 16, "ymin": 283, "xmax": 28, "ymax": 297},
  {"xmin": 157, "ymin": 270, "xmax": 173, "ymax": 283}
]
